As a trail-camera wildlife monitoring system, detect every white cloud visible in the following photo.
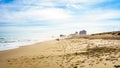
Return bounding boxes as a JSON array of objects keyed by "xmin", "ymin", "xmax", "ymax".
[
  {"xmin": 62, "ymin": 0, "xmax": 112, "ymax": 9},
  {"xmin": 0, "ymin": 0, "xmax": 120, "ymax": 34},
  {"xmin": 68, "ymin": 9, "xmax": 120, "ymax": 23},
  {"xmin": 0, "ymin": 8, "xmax": 73, "ymax": 23},
  {"xmin": 33, "ymin": 8, "xmax": 72, "ymax": 20},
  {"xmin": 66, "ymin": 0, "xmax": 110, "ymax": 3},
  {"xmin": 39, "ymin": 1, "xmax": 57, "ymax": 7}
]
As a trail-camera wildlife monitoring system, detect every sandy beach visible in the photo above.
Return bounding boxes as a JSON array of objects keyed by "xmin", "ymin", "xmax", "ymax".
[
  {"xmin": 0, "ymin": 38, "xmax": 120, "ymax": 68},
  {"xmin": 0, "ymin": 0, "xmax": 120, "ymax": 68}
]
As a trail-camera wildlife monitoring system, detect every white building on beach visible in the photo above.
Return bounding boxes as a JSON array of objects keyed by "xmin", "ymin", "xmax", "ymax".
[{"xmin": 79, "ymin": 30, "xmax": 87, "ymax": 36}]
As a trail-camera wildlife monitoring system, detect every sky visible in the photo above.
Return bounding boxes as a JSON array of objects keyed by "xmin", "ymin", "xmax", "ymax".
[{"xmin": 0, "ymin": 0, "xmax": 120, "ymax": 36}]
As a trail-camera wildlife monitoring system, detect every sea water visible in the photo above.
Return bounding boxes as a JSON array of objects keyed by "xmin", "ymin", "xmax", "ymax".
[
  {"xmin": 0, "ymin": 30, "xmax": 55, "ymax": 51},
  {"xmin": 0, "ymin": 32, "xmax": 56, "ymax": 51}
]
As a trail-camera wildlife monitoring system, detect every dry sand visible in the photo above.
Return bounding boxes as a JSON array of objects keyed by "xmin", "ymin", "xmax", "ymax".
[{"xmin": 0, "ymin": 38, "xmax": 120, "ymax": 68}]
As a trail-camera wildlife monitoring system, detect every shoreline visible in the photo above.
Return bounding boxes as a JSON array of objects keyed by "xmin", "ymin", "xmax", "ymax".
[
  {"xmin": 0, "ymin": 38, "xmax": 58, "ymax": 51},
  {"xmin": 0, "ymin": 38, "xmax": 120, "ymax": 68}
]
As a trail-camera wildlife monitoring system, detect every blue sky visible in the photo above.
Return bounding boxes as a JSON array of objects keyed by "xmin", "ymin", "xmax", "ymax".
[{"xmin": 0, "ymin": 0, "xmax": 120, "ymax": 35}]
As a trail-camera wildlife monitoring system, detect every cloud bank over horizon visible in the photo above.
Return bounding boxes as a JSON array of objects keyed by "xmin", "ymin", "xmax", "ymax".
[{"xmin": 0, "ymin": 0, "xmax": 120, "ymax": 35}]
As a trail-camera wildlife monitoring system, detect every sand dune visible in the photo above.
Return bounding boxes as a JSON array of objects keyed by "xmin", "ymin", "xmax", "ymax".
[{"xmin": 0, "ymin": 38, "xmax": 120, "ymax": 68}]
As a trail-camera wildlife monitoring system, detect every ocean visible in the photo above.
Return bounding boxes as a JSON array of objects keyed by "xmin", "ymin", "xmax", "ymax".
[{"xmin": 0, "ymin": 26, "xmax": 57, "ymax": 51}]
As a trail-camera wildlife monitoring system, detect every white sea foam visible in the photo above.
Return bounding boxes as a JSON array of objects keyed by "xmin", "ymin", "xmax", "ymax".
[{"xmin": 0, "ymin": 33, "xmax": 57, "ymax": 51}]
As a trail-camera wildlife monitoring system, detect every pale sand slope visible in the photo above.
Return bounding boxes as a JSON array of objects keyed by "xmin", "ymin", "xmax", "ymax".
[{"xmin": 0, "ymin": 38, "xmax": 120, "ymax": 68}]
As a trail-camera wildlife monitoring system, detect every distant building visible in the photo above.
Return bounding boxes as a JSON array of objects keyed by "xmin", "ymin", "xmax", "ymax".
[
  {"xmin": 68, "ymin": 30, "xmax": 87, "ymax": 37},
  {"xmin": 75, "ymin": 31, "xmax": 78, "ymax": 35},
  {"xmin": 60, "ymin": 34, "xmax": 66, "ymax": 37},
  {"xmin": 79, "ymin": 30, "xmax": 87, "ymax": 36},
  {"xmin": 69, "ymin": 31, "xmax": 78, "ymax": 37},
  {"xmin": 69, "ymin": 34, "xmax": 77, "ymax": 37}
]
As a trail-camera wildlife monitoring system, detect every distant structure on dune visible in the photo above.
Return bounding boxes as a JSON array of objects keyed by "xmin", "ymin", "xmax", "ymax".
[
  {"xmin": 69, "ymin": 30, "xmax": 87, "ymax": 37},
  {"xmin": 75, "ymin": 31, "xmax": 78, "ymax": 35},
  {"xmin": 69, "ymin": 31, "xmax": 79, "ymax": 37},
  {"xmin": 79, "ymin": 30, "xmax": 87, "ymax": 36},
  {"xmin": 60, "ymin": 34, "xmax": 66, "ymax": 38}
]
